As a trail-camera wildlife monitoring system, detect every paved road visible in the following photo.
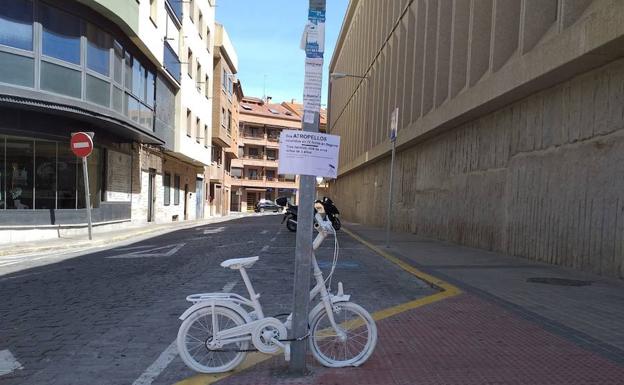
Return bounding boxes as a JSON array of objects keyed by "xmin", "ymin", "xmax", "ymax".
[{"xmin": 0, "ymin": 215, "xmax": 434, "ymax": 385}]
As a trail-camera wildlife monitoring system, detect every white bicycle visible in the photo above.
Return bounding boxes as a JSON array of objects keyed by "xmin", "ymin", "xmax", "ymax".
[{"xmin": 176, "ymin": 212, "xmax": 377, "ymax": 373}]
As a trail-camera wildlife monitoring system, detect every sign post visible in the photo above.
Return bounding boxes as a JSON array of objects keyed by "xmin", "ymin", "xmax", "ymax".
[
  {"xmin": 288, "ymin": 0, "xmax": 326, "ymax": 374},
  {"xmin": 386, "ymin": 108, "xmax": 398, "ymax": 248},
  {"xmin": 71, "ymin": 132, "xmax": 94, "ymax": 240}
]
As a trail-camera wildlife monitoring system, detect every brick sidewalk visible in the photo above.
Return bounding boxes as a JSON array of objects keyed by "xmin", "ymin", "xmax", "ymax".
[
  {"xmin": 195, "ymin": 293, "xmax": 624, "ymax": 385},
  {"xmin": 177, "ymin": 222, "xmax": 624, "ymax": 385}
]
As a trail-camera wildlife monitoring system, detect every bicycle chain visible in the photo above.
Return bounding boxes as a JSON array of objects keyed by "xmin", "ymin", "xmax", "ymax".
[{"xmin": 206, "ymin": 332, "xmax": 310, "ymax": 353}]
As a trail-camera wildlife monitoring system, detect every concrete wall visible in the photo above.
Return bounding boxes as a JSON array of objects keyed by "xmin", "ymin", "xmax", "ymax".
[
  {"xmin": 331, "ymin": 58, "xmax": 624, "ymax": 279},
  {"xmin": 329, "ymin": 0, "xmax": 624, "ymax": 278}
]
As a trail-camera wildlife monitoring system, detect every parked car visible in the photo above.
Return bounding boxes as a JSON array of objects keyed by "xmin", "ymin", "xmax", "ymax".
[{"xmin": 254, "ymin": 200, "xmax": 282, "ymax": 213}]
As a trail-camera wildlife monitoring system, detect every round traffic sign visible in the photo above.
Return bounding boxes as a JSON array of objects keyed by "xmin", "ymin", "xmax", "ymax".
[{"xmin": 70, "ymin": 132, "xmax": 93, "ymax": 157}]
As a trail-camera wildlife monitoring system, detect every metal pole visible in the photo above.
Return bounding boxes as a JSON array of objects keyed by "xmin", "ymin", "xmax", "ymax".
[
  {"xmin": 385, "ymin": 141, "xmax": 396, "ymax": 248},
  {"xmin": 82, "ymin": 156, "xmax": 92, "ymax": 240},
  {"xmin": 290, "ymin": 0, "xmax": 325, "ymax": 374}
]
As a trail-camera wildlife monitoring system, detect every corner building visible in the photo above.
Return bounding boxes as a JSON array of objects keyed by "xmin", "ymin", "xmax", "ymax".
[{"xmin": 0, "ymin": 0, "xmax": 214, "ymax": 243}]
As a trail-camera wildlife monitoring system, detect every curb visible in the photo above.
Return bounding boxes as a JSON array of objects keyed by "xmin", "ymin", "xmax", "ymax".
[{"xmin": 0, "ymin": 215, "xmax": 250, "ymax": 258}]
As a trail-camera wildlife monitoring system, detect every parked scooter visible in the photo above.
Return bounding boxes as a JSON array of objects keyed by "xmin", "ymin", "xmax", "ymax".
[{"xmin": 276, "ymin": 196, "xmax": 340, "ymax": 232}]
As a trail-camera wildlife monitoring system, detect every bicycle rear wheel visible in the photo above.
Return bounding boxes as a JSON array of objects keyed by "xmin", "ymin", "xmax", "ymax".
[
  {"xmin": 309, "ymin": 301, "xmax": 377, "ymax": 367},
  {"xmin": 177, "ymin": 306, "xmax": 248, "ymax": 373}
]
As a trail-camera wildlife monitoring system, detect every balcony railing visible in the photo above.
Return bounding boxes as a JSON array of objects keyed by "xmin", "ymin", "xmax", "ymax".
[
  {"xmin": 243, "ymin": 132, "xmax": 264, "ymax": 139},
  {"xmin": 243, "ymin": 154, "xmax": 263, "ymax": 159}
]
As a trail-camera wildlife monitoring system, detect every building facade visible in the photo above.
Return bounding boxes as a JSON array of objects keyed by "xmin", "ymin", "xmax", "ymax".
[
  {"xmin": 232, "ymin": 97, "xmax": 300, "ymax": 212},
  {"xmin": 207, "ymin": 23, "xmax": 241, "ymax": 217},
  {"xmin": 0, "ymin": 0, "xmax": 216, "ymax": 243},
  {"xmin": 328, "ymin": 0, "xmax": 624, "ymax": 278}
]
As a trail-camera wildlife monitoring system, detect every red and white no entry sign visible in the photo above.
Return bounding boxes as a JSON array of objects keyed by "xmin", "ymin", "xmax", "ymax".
[{"xmin": 70, "ymin": 132, "xmax": 93, "ymax": 157}]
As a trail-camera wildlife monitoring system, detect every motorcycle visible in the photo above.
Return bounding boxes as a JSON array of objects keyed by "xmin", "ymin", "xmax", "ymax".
[{"xmin": 277, "ymin": 196, "xmax": 341, "ymax": 232}]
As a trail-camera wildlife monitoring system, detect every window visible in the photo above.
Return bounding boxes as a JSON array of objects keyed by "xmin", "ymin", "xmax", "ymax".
[
  {"xmin": 0, "ymin": 51, "xmax": 34, "ymax": 87},
  {"xmin": 231, "ymin": 168, "xmax": 242, "ymax": 178},
  {"xmin": 86, "ymin": 74, "xmax": 110, "ymax": 106},
  {"xmin": 241, "ymin": 104, "xmax": 252, "ymax": 111},
  {"xmin": 0, "ymin": 0, "xmax": 33, "ymax": 51},
  {"xmin": 188, "ymin": 0, "xmax": 195, "ymax": 22},
  {"xmin": 204, "ymin": 74, "xmax": 209, "ymax": 98},
  {"xmin": 41, "ymin": 61, "xmax": 81, "ymax": 98},
  {"xmin": 6, "ymin": 138, "xmax": 33, "ymax": 209},
  {"xmin": 113, "ymin": 41, "xmax": 123, "ymax": 84},
  {"xmin": 187, "ymin": 48, "xmax": 193, "ymax": 78},
  {"xmin": 164, "ymin": 173, "xmax": 171, "ymax": 205},
  {"xmin": 174, "ymin": 174, "xmax": 180, "ymax": 205},
  {"xmin": 222, "ymin": 68, "xmax": 227, "ymax": 89},
  {"xmin": 34, "ymin": 140, "xmax": 56, "ymax": 209},
  {"xmin": 266, "ymin": 170, "xmax": 275, "ymax": 181},
  {"xmin": 86, "ymin": 24, "xmax": 112, "ymax": 76},
  {"xmin": 206, "ymin": 27, "xmax": 211, "ymax": 51},
  {"xmin": 163, "ymin": 41, "xmax": 181, "ymax": 83},
  {"xmin": 198, "ymin": 12, "xmax": 203, "ymax": 38},
  {"xmin": 132, "ymin": 60, "xmax": 144, "ymax": 98},
  {"xmin": 150, "ymin": 0, "xmax": 158, "ymax": 23},
  {"xmin": 146, "ymin": 71, "xmax": 155, "ymax": 107},
  {"xmin": 124, "ymin": 52, "xmax": 133, "ymax": 90},
  {"xmin": 196, "ymin": 62, "xmax": 201, "ymax": 91},
  {"xmin": 226, "ymin": 110, "xmax": 232, "ymax": 133},
  {"xmin": 221, "ymin": 107, "xmax": 226, "ymax": 127},
  {"xmin": 166, "ymin": 0, "xmax": 182, "ymax": 22},
  {"xmin": 196, "ymin": 117, "xmax": 200, "ymax": 143},
  {"xmin": 41, "ymin": 3, "xmax": 81, "ymax": 65},
  {"xmin": 186, "ymin": 109, "xmax": 192, "ymax": 137},
  {"xmin": 248, "ymin": 169, "xmax": 259, "ymax": 180},
  {"xmin": 56, "ymin": 144, "xmax": 77, "ymax": 209},
  {"xmin": 204, "ymin": 125, "xmax": 208, "ymax": 148},
  {"xmin": 266, "ymin": 149, "xmax": 276, "ymax": 161}
]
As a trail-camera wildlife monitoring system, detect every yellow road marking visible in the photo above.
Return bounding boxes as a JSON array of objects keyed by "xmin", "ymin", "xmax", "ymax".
[{"xmin": 173, "ymin": 227, "xmax": 461, "ymax": 385}]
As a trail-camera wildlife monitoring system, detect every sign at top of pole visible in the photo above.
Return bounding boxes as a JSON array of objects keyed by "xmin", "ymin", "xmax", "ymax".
[
  {"xmin": 390, "ymin": 107, "xmax": 399, "ymax": 143},
  {"xmin": 300, "ymin": 2, "xmax": 326, "ymax": 125},
  {"xmin": 70, "ymin": 132, "xmax": 94, "ymax": 158}
]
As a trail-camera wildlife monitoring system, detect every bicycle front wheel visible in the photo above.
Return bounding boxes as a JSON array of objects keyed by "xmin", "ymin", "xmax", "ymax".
[
  {"xmin": 177, "ymin": 306, "xmax": 248, "ymax": 373},
  {"xmin": 309, "ymin": 301, "xmax": 377, "ymax": 367}
]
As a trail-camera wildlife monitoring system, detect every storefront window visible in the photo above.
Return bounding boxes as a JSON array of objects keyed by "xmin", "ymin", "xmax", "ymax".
[
  {"xmin": 34, "ymin": 140, "xmax": 56, "ymax": 209},
  {"xmin": 57, "ymin": 145, "xmax": 77, "ymax": 209},
  {"xmin": 41, "ymin": 3, "xmax": 81, "ymax": 65},
  {"xmin": 6, "ymin": 138, "xmax": 33, "ymax": 209},
  {"xmin": 86, "ymin": 23, "xmax": 112, "ymax": 76},
  {"xmin": 164, "ymin": 172, "xmax": 170, "ymax": 206},
  {"xmin": 0, "ymin": 0, "xmax": 33, "ymax": 51}
]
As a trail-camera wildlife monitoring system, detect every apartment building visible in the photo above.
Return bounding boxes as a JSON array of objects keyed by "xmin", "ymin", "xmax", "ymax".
[
  {"xmin": 207, "ymin": 23, "xmax": 241, "ymax": 216},
  {"xmin": 232, "ymin": 97, "xmax": 301, "ymax": 212},
  {"xmin": 0, "ymin": 0, "xmax": 216, "ymax": 243}
]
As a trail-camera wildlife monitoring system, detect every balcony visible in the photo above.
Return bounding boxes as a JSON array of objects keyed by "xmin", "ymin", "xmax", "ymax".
[
  {"xmin": 213, "ymin": 124, "xmax": 232, "ymax": 148},
  {"xmin": 208, "ymin": 162, "xmax": 225, "ymax": 182},
  {"xmin": 236, "ymin": 155, "xmax": 278, "ymax": 168},
  {"xmin": 230, "ymin": 176, "xmax": 297, "ymax": 189}
]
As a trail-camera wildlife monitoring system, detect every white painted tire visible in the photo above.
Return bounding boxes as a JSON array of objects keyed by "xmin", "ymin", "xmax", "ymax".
[
  {"xmin": 177, "ymin": 306, "xmax": 248, "ymax": 373},
  {"xmin": 309, "ymin": 301, "xmax": 377, "ymax": 367}
]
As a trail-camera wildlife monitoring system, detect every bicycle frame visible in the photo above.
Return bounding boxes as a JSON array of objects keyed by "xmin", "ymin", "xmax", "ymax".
[{"xmin": 182, "ymin": 214, "xmax": 346, "ymax": 350}]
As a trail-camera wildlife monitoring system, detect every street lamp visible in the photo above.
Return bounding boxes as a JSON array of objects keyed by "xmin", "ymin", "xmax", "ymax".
[{"xmin": 329, "ymin": 72, "xmax": 368, "ymax": 81}]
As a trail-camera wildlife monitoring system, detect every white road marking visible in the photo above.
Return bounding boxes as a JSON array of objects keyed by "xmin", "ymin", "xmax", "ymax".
[
  {"xmin": 217, "ymin": 240, "xmax": 255, "ymax": 248},
  {"xmin": 106, "ymin": 243, "xmax": 186, "ymax": 259},
  {"xmin": 0, "ymin": 350, "xmax": 22, "ymax": 376},
  {"xmin": 222, "ymin": 281, "xmax": 237, "ymax": 292},
  {"xmin": 260, "ymin": 230, "xmax": 268, "ymax": 234},
  {"xmin": 261, "ymin": 245, "xmax": 270, "ymax": 252},
  {"xmin": 114, "ymin": 245, "xmax": 155, "ymax": 251},
  {"xmin": 203, "ymin": 227, "xmax": 225, "ymax": 234},
  {"xmin": 131, "ymin": 341, "xmax": 177, "ymax": 385}
]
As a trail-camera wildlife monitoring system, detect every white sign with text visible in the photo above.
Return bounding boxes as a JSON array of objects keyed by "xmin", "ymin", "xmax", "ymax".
[{"xmin": 278, "ymin": 130, "xmax": 340, "ymax": 179}]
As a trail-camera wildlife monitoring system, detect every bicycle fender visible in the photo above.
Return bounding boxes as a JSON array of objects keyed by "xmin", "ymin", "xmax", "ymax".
[
  {"xmin": 308, "ymin": 297, "xmax": 351, "ymax": 323},
  {"xmin": 179, "ymin": 300, "xmax": 252, "ymax": 322}
]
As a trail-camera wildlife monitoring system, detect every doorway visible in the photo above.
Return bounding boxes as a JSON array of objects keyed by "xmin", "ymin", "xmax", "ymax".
[
  {"xmin": 184, "ymin": 183, "xmax": 188, "ymax": 220},
  {"xmin": 196, "ymin": 178, "xmax": 204, "ymax": 219},
  {"xmin": 147, "ymin": 168, "xmax": 156, "ymax": 222}
]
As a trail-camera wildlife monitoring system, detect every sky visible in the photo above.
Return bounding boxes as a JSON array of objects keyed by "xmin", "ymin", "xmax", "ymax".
[{"xmin": 214, "ymin": 0, "xmax": 350, "ymax": 107}]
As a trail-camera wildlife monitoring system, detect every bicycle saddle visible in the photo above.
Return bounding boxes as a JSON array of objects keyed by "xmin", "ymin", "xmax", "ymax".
[{"xmin": 220, "ymin": 256, "xmax": 259, "ymax": 269}]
